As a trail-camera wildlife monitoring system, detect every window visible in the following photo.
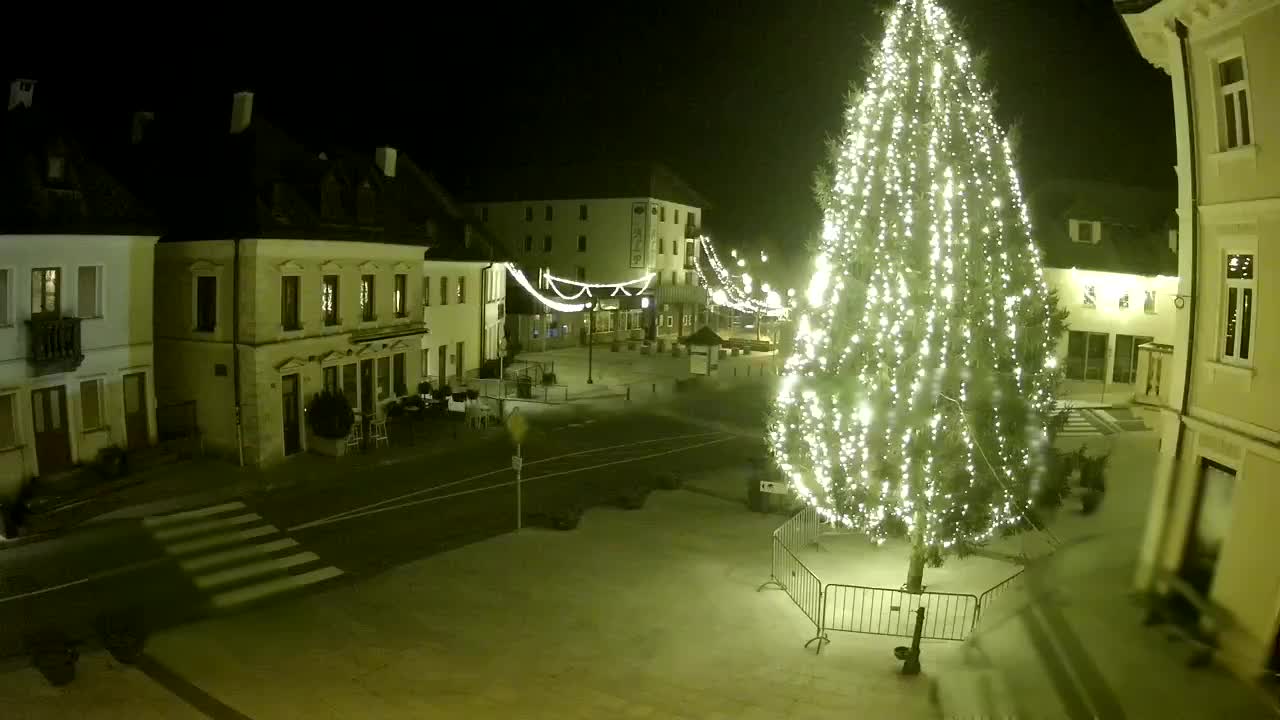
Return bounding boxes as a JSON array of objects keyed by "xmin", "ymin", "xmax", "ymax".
[
  {"xmin": 394, "ymin": 273, "xmax": 408, "ymax": 317},
  {"xmin": 1065, "ymin": 330, "xmax": 1108, "ymax": 381},
  {"xmin": 80, "ymin": 379, "xmax": 104, "ymax": 431},
  {"xmin": 660, "ymin": 206, "xmax": 666, "ymax": 222},
  {"xmin": 688, "ymin": 212, "xmax": 697, "ymax": 227},
  {"xmin": 323, "ymin": 365, "xmax": 338, "ymax": 393},
  {"xmin": 457, "ymin": 276, "xmax": 466, "ymax": 304},
  {"xmin": 440, "ymin": 276, "xmax": 449, "ymax": 306},
  {"xmin": 1222, "ymin": 253, "xmax": 1256, "ymax": 364},
  {"xmin": 524, "ymin": 236, "xmax": 533, "ymax": 253},
  {"xmin": 360, "ymin": 274, "xmax": 375, "ymax": 321},
  {"xmin": 674, "ymin": 209, "xmax": 680, "ymax": 225},
  {"xmin": 1113, "ymin": 334, "xmax": 1154, "ymax": 384},
  {"xmin": 31, "ymin": 267, "xmax": 59, "ymax": 316},
  {"xmin": 393, "ymin": 352, "xmax": 406, "ymax": 395},
  {"xmin": 481, "ymin": 207, "xmax": 489, "ymax": 222},
  {"xmin": 672, "ymin": 240, "xmax": 678, "ymax": 255},
  {"xmin": 579, "ymin": 204, "xmax": 588, "ymax": 220},
  {"xmin": 545, "ymin": 205, "xmax": 553, "ymax": 221},
  {"xmin": 0, "ymin": 394, "xmax": 15, "ymax": 448},
  {"xmin": 658, "ymin": 239, "xmax": 665, "ymax": 254},
  {"xmin": 543, "ymin": 236, "xmax": 552, "ymax": 252},
  {"xmin": 1082, "ymin": 284, "xmax": 1096, "ymax": 309},
  {"xmin": 195, "ymin": 275, "xmax": 217, "ymax": 331},
  {"xmin": 377, "ymin": 356, "xmax": 390, "ymax": 399},
  {"xmin": 1186, "ymin": 459, "xmax": 1236, "ymax": 596},
  {"xmin": 577, "ymin": 235, "xmax": 587, "ymax": 252},
  {"xmin": 281, "ymin": 275, "xmax": 301, "ymax": 330},
  {"xmin": 671, "ymin": 271, "xmax": 677, "ymax": 285},
  {"xmin": 1071, "ymin": 220, "xmax": 1098, "ymax": 245},
  {"xmin": 322, "ymin": 275, "xmax": 339, "ymax": 325},
  {"xmin": 525, "ymin": 206, "xmax": 533, "ymax": 222},
  {"xmin": 576, "ymin": 266, "xmax": 587, "ymax": 282},
  {"xmin": 1118, "ymin": 292, "xmax": 1130, "ymax": 311},
  {"xmin": 1144, "ymin": 290, "xmax": 1157, "ymax": 315},
  {"xmin": 342, "ymin": 363, "xmax": 357, "ymax": 409},
  {"xmin": 77, "ymin": 266, "xmax": 102, "ymax": 318},
  {"xmin": 0, "ymin": 268, "xmax": 9, "ymax": 325},
  {"xmin": 423, "ymin": 276, "xmax": 430, "ymax": 307},
  {"xmin": 1218, "ymin": 56, "xmax": 1251, "ymax": 150}
]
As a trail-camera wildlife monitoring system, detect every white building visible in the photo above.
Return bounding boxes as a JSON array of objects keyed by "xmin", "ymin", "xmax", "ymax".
[
  {"xmin": 0, "ymin": 80, "xmax": 159, "ymax": 501},
  {"xmin": 464, "ymin": 164, "xmax": 708, "ymax": 349},
  {"xmin": 1029, "ymin": 181, "xmax": 1179, "ymax": 395},
  {"xmin": 1119, "ymin": 0, "xmax": 1280, "ymax": 682}
]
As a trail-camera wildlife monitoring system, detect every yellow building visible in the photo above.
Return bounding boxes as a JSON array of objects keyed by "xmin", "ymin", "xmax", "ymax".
[{"xmin": 1119, "ymin": 0, "xmax": 1280, "ymax": 680}]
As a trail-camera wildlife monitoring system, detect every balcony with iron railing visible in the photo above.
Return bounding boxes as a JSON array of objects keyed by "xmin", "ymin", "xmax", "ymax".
[{"xmin": 27, "ymin": 314, "xmax": 84, "ymax": 375}]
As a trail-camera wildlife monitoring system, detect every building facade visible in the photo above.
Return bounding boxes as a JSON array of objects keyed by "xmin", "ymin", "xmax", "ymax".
[
  {"xmin": 465, "ymin": 164, "xmax": 708, "ymax": 350},
  {"xmin": 1030, "ymin": 181, "xmax": 1179, "ymax": 394},
  {"xmin": 1119, "ymin": 0, "xmax": 1280, "ymax": 681},
  {"xmin": 0, "ymin": 79, "xmax": 159, "ymax": 500}
]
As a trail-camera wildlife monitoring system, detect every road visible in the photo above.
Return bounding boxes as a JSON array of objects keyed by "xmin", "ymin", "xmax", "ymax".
[{"xmin": 0, "ymin": 388, "xmax": 767, "ymax": 661}]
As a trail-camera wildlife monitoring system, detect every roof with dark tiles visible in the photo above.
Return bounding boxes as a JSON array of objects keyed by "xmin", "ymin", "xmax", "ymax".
[{"xmin": 1028, "ymin": 179, "xmax": 1177, "ymax": 277}]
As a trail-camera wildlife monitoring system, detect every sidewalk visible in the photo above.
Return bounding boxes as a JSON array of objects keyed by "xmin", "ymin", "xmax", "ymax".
[{"xmin": 513, "ymin": 344, "xmax": 781, "ymax": 400}]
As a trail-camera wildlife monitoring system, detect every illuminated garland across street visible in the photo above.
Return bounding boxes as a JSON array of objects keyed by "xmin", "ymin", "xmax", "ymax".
[
  {"xmin": 505, "ymin": 264, "xmax": 587, "ymax": 313},
  {"xmin": 693, "ymin": 236, "xmax": 785, "ymax": 317},
  {"xmin": 767, "ymin": 0, "xmax": 1061, "ymax": 584},
  {"xmin": 544, "ymin": 272, "xmax": 654, "ymax": 300}
]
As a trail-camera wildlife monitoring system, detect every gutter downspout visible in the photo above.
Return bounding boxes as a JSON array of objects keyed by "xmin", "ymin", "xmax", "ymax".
[{"xmin": 233, "ymin": 237, "xmax": 244, "ymax": 467}]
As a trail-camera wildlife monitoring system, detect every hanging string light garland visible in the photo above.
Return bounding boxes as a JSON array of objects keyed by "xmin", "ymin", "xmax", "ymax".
[
  {"xmin": 543, "ymin": 271, "xmax": 654, "ymax": 300},
  {"xmin": 693, "ymin": 236, "xmax": 786, "ymax": 317}
]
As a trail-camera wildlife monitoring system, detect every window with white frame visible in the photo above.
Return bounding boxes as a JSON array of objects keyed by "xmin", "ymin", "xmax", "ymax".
[
  {"xmin": 1070, "ymin": 219, "xmax": 1099, "ymax": 245},
  {"xmin": 1222, "ymin": 253, "xmax": 1256, "ymax": 365},
  {"xmin": 1144, "ymin": 290, "xmax": 1157, "ymax": 315},
  {"xmin": 1118, "ymin": 292, "xmax": 1130, "ymax": 311},
  {"xmin": 1217, "ymin": 55, "xmax": 1252, "ymax": 150},
  {"xmin": 0, "ymin": 268, "xmax": 10, "ymax": 326},
  {"xmin": 1082, "ymin": 284, "xmax": 1096, "ymax": 309},
  {"xmin": 0, "ymin": 393, "xmax": 16, "ymax": 448},
  {"xmin": 77, "ymin": 266, "xmax": 103, "ymax": 318},
  {"xmin": 80, "ymin": 379, "xmax": 104, "ymax": 431}
]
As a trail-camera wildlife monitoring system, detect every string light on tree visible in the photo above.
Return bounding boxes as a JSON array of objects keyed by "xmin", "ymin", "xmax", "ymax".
[
  {"xmin": 693, "ymin": 235, "xmax": 786, "ymax": 317},
  {"xmin": 768, "ymin": 0, "xmax": 1066, "ymax": 593}
]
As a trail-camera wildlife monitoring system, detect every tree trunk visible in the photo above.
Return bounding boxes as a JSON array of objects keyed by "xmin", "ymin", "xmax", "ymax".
[{"xmin": 904, "ymin": 542, "xmax": 926, "ymax": 594}]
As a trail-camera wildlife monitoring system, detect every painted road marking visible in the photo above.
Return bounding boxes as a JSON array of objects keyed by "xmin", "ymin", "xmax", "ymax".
[
  {"xmin": 152, "ymin": 513, "xmax": 261, "ymax": 542},
  {"xmin": 180, "ymin": 538, "xmax": 299, "ymax": 572},
  {"xmin": 165, "ymin": 525, "xmax": 277, "ymax": 556},
  {"xmin": 194, "ymin": 552, "xmax": 320, "ymax": 589},
  {"xmin": 210, "ymin": 567, "xmax": 344, "ymax": 609},
  {"xmin": 142, "ymin": 501, "xmax": 247, "ymax": 528}
]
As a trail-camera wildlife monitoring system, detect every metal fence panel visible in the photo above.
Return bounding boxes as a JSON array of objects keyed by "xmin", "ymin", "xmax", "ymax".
[
  {"xmin": 823, "ymin": 584, "xmax": 978, "ymax": 641},
  {"xmin": 975, "ymin": 568, "xmax": 1025, "ymax": 628},
  {"xmin": 774, "ymin": 505, "xmax": 818, "ymax": 550},
  {"xmin": 764, "ymin": 536, "xmax": 825, "ymax": 632}
]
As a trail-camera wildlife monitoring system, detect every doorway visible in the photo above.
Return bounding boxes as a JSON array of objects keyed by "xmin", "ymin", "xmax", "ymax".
[
  {"xmin": 1113, "ymin": 335, "xmax": 1154, "ymax": 384},
  {"xmin": 1065, "ymin": 331, "xmax": 1109, "ymax": 381},
  {"xmin": 31, "ymin": 385, "xmax": 71, "ymax": 475},
  {"xmin": 281, "ymin": 373, "xmax": 301, "ymax": 456},
  {"xmin": 122, "ymin": 372, "xmax": 149, "ymax": 450},
  {"xmin": 1176, "ymin": 459, "xmax": 1236, "ymax": 619}
]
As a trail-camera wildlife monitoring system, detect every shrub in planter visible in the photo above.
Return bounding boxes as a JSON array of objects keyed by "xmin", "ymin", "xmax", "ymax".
[
  {"xmin": 96, "ymin": 609, "xmax": 146, "ymax": 665},
  {"xmin": 671, "ymin": 344, "xmax": 682, "ymax": 357},
  {"xmin": 656, "ymin": 339, "xmax": 667, "ymax": 353},
  {"xmin": 307, "ymin": 391, "xmax": 355, "ymax": 439},
  {"xmin": 451, "ymin": 391, "xmax": 467, "ymax": 403},
  {"xmin": 617, "ymin": 485, "xmax": 651, "ymax": 510},
  {"xmin": 1078, "ymin": 451, "xmax": 1109, "ymax": 515},
  {"xmin": 26, "ymin": 630, "xmax": 78, "ymax": 687}
]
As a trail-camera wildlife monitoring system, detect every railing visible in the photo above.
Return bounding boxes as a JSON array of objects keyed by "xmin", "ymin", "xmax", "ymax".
[
  {"xmin": 27, "ymin": 315, "xmax": 83, "ymax": 375},
  {"xmin": 761, "ymin": 507, "xmax": 1026, "ymax": 653},
  {"xmin": 823, "ymin": 584, "xmax": 977, "ymax": 642}
]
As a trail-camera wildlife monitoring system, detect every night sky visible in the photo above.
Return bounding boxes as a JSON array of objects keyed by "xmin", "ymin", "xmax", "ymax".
[{"xmin": 21, "ymin": 0, "xmax": 1171, "ymax": 267}]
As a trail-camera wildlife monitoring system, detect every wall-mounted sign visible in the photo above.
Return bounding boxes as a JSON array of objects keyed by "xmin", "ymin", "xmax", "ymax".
[{"xmin": 630, "ymin": 203, "xmax": 648, "ymax": 268}]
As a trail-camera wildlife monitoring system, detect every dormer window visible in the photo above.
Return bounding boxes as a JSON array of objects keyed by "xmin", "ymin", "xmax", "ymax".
[
  {"xmin": 1070, "ymin": 219, "xmax": 1100, "ymax": 245},
  {"xmin": 46, "ymin": 155, "xmax": 65, "ymax": 182}
]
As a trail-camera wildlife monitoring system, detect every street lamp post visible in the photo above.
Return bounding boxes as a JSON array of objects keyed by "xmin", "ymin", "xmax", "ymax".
[{"xmin": 587, "ymin": 301, "xmax": 595, "ymax": 385}]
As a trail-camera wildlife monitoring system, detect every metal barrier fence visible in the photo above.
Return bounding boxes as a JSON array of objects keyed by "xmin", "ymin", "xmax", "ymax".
[
  {"xmin": 761, "ymin": 507, "xmax": 1027, "ymax": 652},
  {"xmin": 823, "ymin": 584, "xmax": 978, "ymax": 642}
]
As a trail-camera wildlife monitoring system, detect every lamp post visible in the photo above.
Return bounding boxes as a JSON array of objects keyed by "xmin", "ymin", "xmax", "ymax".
[{"xmin": 587, "ymin": 300, "xmax": 595, "ymax": 385}]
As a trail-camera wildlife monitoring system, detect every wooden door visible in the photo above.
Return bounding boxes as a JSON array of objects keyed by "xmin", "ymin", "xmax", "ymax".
[
  {"xmin": 31, "ymin": 386, "xmax": 71, "ymax": 474},
  {"xmin": 281, "ymin": 373, "xmax": 301, "ymax": 456},
  {"xmin": 123, "ymin": 372, "xmax": 149, "ymax": 450}
]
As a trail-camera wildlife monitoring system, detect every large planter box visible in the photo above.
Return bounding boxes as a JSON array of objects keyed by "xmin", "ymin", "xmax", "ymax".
[{"xmin": 308, "ymin": 433, "xmax": 348, "ymax": 457}]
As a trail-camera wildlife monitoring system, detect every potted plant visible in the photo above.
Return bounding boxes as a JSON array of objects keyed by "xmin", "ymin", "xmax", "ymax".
[
  {"xmin": 26, "ymin": 630, "xmax": 78, "ymax": 687},
  {"xmin": 306, "ymin": 391, "xmax": 355, "ymax": 457},
  {"xmin": 417, "ymin": 380, "xmax": 433, "ymax": 399},
  {"xmin": 96, "ymin": 608, "xmax": 146, "ymax": 665},
  {"xmin": 1079, "ymin": 451, "xmax": 1109, "ymax": 515},
  {"xmin": 617, "ymin": 484, "xmax": 651, "ymax": 510}
]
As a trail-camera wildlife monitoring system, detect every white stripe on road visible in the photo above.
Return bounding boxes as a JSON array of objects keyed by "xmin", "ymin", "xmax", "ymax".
[
  {"xmin": 210, "ymin": 566, "xmax": 344, "ymax": 609},
  {"xmin": 289, "ymin": 435, "xmax": 737, "ymax": 533},
  {"xmin": 194, "ymin": 551, "xmax": 320, "ymax": 589},
  {"xmin": 0, "ymin": 576, "xmax": 90, "ymax": 604},
  {"xmin": 152, "ymin": 513, "xmax": 262, "ymax": 542},
  {"xmin": 302, "ymin": 430, "xmax": 729, "ymax": 529},
  {"xmin": 180, "ymin": 538, "xmax": 299, "ymax": 572},
  {"xmin": 164, "ymin": 525, "xmax": 277, "ymax": 555},
  {"xmin": 143, "ymin": 502, "xmax": 247, "ymax": 528}
]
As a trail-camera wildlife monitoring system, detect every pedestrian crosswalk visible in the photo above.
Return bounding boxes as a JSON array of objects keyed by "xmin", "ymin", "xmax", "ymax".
[{"xmin": 143, "ymin": 501, "xmax": 343, "ymax": 611}]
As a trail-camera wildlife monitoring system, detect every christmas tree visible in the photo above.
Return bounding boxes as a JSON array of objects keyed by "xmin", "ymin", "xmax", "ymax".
[{"xmin": 769, "ymin": 0, "xmax": 1066, "ymax": 592}]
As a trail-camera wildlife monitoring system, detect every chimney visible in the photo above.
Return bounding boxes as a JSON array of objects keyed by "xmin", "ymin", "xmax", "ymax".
[
  {"xmin": 132, "ymin": 111, "xmax": 155, "ymax": 144},
  {"xmin": 230, "ymin": 91, "xmax": 254, "ymax": 134},
  {"xmin": 375, "ymin": 146, "xmax": 397, "ymax": 177},
  {"xmin": 8, "ymin": 78, "xmax": 35, "ymax": 111}
]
